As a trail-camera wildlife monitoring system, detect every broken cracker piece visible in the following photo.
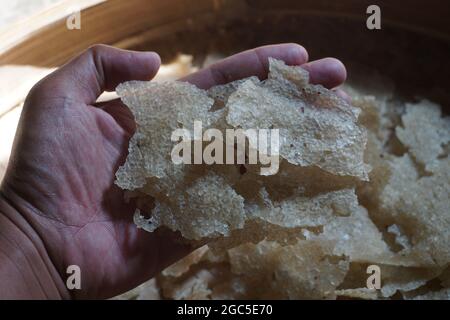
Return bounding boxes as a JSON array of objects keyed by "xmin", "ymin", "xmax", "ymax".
[{"xmin": 115, "ymin": 58, "xmax": 369, "ymax": 241}]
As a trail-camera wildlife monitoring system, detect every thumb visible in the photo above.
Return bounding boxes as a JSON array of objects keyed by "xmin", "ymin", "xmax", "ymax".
[{"xmin": 29, "ymin": 44, "xmax": 160, "ymax": 105}]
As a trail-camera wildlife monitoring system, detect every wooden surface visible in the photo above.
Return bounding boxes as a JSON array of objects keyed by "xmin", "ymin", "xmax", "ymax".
[
  {"xmin": 1, "ymin": 0, "xmax": 449, "ymax": 67},
  {"xmin": 0, "ymin": 0, "xmax": 220, "ymax": 66}
]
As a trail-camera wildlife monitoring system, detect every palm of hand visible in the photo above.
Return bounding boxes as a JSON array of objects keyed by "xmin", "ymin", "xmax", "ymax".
[{"xmin": 5, "ymin": 94, "xmax": 173, "ymax": 298}]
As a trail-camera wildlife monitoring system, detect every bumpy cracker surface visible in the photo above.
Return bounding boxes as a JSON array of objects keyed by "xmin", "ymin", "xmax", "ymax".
[
  {"xmin": 115, "ymin": 60, "xmax": 450, "ymax": 300},
  {"xmin": 116, "ymin": 59, "xmax": 369, "ymax": 240}
]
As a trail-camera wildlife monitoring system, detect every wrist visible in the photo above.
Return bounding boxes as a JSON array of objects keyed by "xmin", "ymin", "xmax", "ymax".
[{"xmin": 0, "ymin": 192, "xmax": 70, "ymax": 299}]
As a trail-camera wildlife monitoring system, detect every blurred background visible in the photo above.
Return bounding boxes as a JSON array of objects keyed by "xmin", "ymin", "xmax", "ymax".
[{"xmin": 0, "ymin": 0, "xmax": 60, "ymax": 29}]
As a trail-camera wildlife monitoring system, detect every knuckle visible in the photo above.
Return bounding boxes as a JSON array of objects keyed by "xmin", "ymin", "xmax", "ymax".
[
  {"xmin": 85, "ymin": 44, "xmax": 108, "ymax": 58},
  {"xmin": 26, "ymin": 76, "xmax": 50, "ymax": 101}
]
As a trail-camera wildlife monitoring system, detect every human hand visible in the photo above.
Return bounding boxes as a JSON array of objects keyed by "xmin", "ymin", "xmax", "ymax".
[{"xmin": 0, "ymin": 43, "xmax": 346, "ymax": 299}]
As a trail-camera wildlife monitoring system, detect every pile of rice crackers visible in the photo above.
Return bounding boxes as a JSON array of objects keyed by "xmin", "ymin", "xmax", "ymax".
[{"xmin": 115, "ymin": 58, "xmax": 450, "ymax": 300}]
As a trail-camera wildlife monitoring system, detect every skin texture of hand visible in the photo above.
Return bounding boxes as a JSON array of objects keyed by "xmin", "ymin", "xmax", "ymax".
[{"xmin": 0, "ymin": 43, "xmax": 346, "ymax": 299}]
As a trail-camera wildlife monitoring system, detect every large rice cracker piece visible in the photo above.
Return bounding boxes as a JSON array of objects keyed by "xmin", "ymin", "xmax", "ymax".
[
  {"xmin": 115, "ymin": 80, "xmax": 220, "ymax": 191},
  {"xmin": 226, "ymin": 58, "xmax": 369, "ymax": 180},
  {"xmin": 228, "ymin": 240, "xmax": 349, "ymax": 299},
  {"xmin": 380, "ymin": 154, "xmax": 450, "ymax": 266},
  {"xmin": 395, "ymin": 100, "xmax": 450, "ymax": 172}
]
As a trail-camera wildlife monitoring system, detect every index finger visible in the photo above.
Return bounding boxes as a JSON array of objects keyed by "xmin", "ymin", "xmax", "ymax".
[{"xmin": 181, "ymin": 43, "xmax": 308, "ymax": 89}]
